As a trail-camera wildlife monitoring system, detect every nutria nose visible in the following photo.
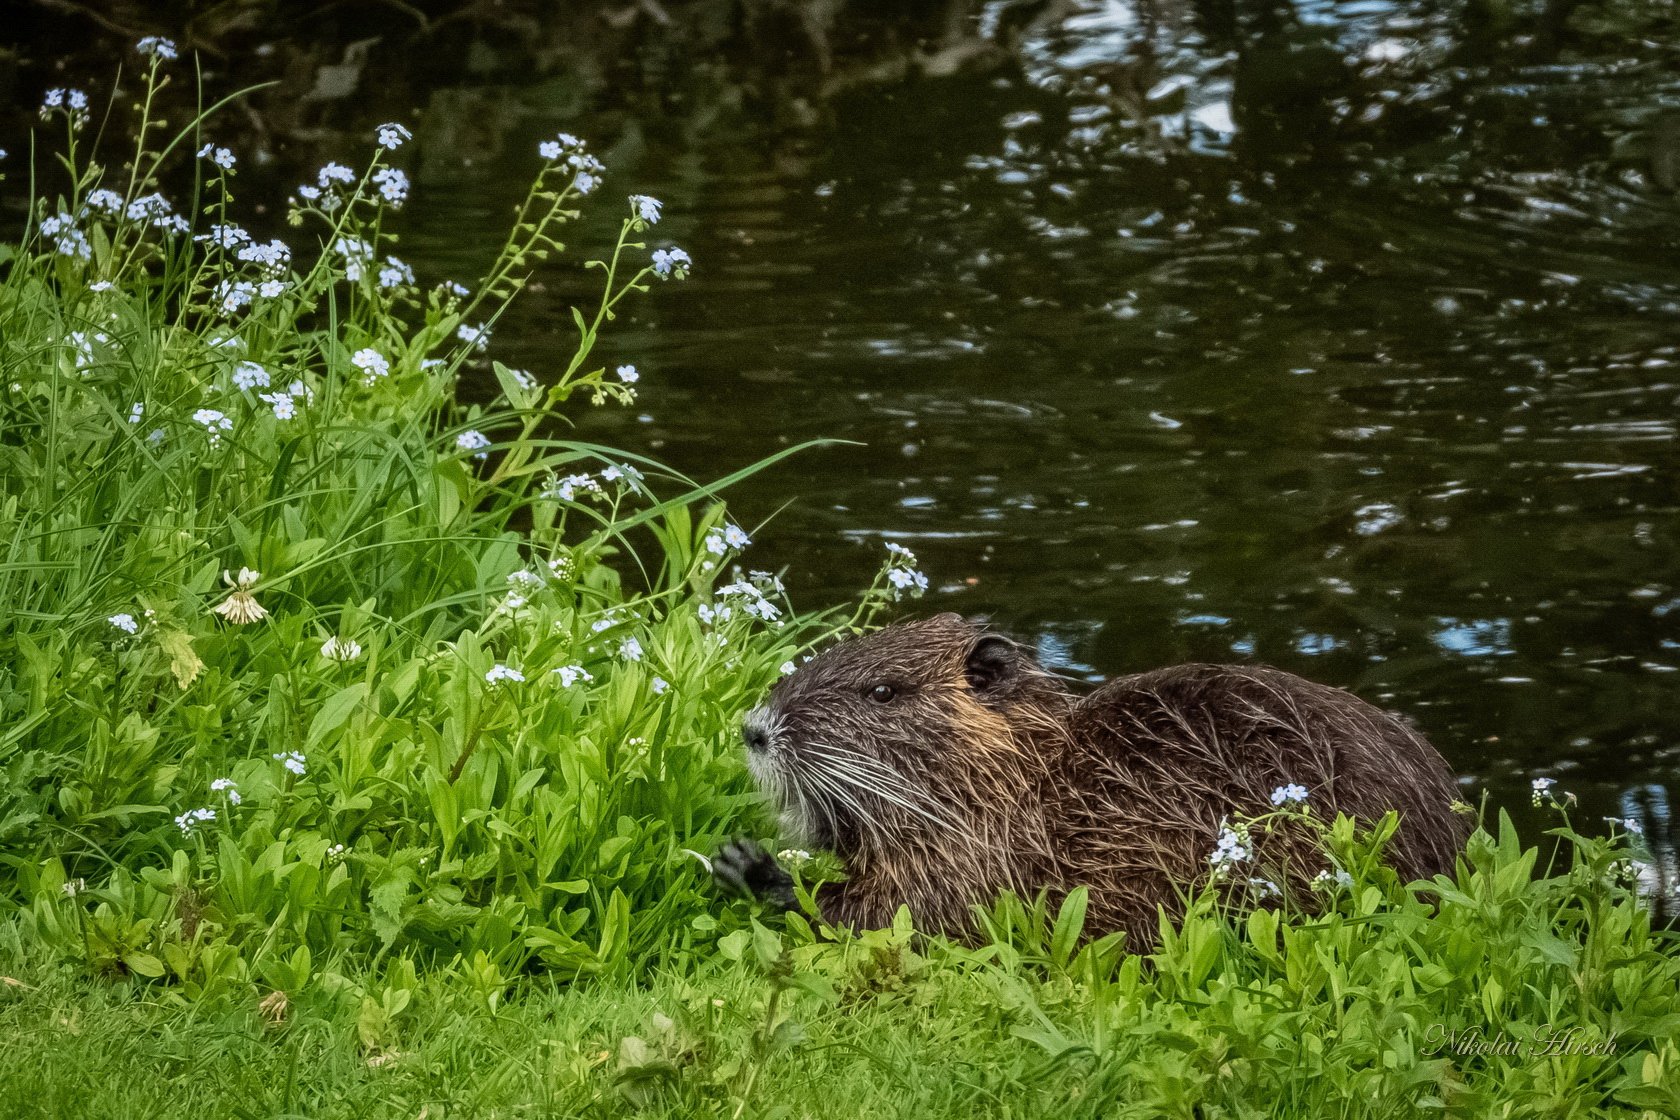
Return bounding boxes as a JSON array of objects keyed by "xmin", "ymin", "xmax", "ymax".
[{"xmin": 743, "ymin": 722, "xmax": 769, "ymax": 753}]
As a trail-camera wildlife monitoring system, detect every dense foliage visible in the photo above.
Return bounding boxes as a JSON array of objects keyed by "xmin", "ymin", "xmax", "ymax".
[
  {"xmin": 1, "ymin": 46, "xmax": 1676, "ymax": 1120},
  {"xmin": 0, "ymin": 51, "xmax": 921, "ymax": 991}
]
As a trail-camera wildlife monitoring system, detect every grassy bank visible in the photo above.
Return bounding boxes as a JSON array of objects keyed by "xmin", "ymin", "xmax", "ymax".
[
  {"xmin": 4, "ymin": 816, "xmax": 1678, "ymax": 1118},
  {"xmin": 2, "ymin": 43, "xmax": 1678, "ymax": 1119}
]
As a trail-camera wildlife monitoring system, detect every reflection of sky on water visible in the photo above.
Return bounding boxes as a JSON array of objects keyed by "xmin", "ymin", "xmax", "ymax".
[
  {"xmin": 1432, "ymin": 619, "xmax": 1513, "ymax": 658},
  {"xmin": 362, "ymin": 0, "xmax": 1680, "ymax": 898}
]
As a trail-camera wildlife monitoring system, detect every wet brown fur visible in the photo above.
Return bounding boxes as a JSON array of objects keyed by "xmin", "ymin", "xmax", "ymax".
[{"xmin": 742, "ymin": 614, "xmax": 1470, "ymax": 947}]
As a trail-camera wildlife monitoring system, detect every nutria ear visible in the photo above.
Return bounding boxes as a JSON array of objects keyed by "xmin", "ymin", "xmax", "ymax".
[{"xmin": 964, "ymin": 635, "xmax": 1017, "ymax": 692}]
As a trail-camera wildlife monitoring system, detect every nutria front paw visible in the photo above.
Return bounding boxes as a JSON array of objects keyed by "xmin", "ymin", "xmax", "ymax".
[{"xmin": 712, "ymin": 838, "xmax": 796, "ymax": 911}]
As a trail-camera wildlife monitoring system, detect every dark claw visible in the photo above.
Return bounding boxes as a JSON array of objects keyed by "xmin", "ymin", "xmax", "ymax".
[{"xmin": 712, "ymin": 838, "xmax": 797, "ymax": 911}]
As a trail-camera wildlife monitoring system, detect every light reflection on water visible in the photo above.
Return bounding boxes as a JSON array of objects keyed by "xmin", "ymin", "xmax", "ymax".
[{"xmin": 382, "ymin": 0, "xmax": 1680, "ymax": 893}]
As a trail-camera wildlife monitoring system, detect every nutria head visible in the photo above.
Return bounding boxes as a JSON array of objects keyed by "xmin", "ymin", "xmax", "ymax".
[{"xmin": 740, "ymin": 614, "xmax": 1071, "ymax": 859}]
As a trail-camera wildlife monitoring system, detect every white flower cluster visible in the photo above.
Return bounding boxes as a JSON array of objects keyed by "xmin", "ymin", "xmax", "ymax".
[
  {"xmin": 259, "ymin": 379, "xmax": 312, "ymax": 421},
  {"xmin": 273, "ymin": 750, "xmax": 307, "ymax": 776},
  {"xmin": 126, "ymin": 192, "xmax": 191, "ymax": 235},
  {"xmin": 628, "ymin": 195, "xmax": 662, "ymax": 224},
  {"xmin": 197, "ymin": 142, "xmax": 236, "ymax": 170},
  {"xmin": 209, "ymin": 235, "xmax": 294, "ymax": 314},
  {"xmin": 136, "ymin": 37, "xmax": 178, "ymax": 60},
  {"xmin": 376, "ymin": 122, "xmax": 412, "ymax": 150},
  {"xmin": 1532, "ymin": 776, "xmax": 1557, "ymax": 806},
  {"xmin": 233, "ymin": 361, "xmax": 270, "ymax": 391},
  {"xmin": 704, "ymin": 523, "xmax": 752, "ymax": 556},
  {"xmin": 40, "ymin": 88, "xmax": 90, "ymax": 129},
  {"xmin": 498, "ymin": 556, "xmax": 577, "ymax": 614},
  {"xmin": 1270, "ymin": 783, "xmax": 1309, "ymax": 808},
  {"xmin": 552, "ymin": 664, "xmax": 594, "ymax": 687},
  {"xmin": 321, "ymin": 635, "xmax": 363, "ymax": 662},
  {"xmin": 457, "ymin": 322, "xmax": 491, "ymax": 351},
  {"xmin": 351, "ymin": 348, "xmax": 390, "ymax": 385},
  {"xmin": 485, "ymin": 663, "xmax": 525, "ymax": 685},
  {"xmin": 65, "ymin": 330, "xmax": 104, "ymax": 373},
  {"xmin": 1603, "ymin": 815, "xmax": 1644, "ymax": 837},
  {"xmin": 193, "ymin": 407, "xmax": 233, "ymax": 447},
  {"xmin": 549, "ymin": 472, "xmax": 605, "ymax": 503},
  {"xmin": 196, "ymin": 223, "xmax": 248, "ymax": 252},
  {"xmin": 883, "ymin": 542, "xmax": 930, "ymax": 599},
  {"xmin": 650, "ymin": 247, "xmax": 692, "ymax": 280},
  {"xmin": 619, "ymin": 637, "xmax": 644, "ymax": 662},
  {"xmin": 175, "ymin": 806, "xmax": 216, "ymax": 835},
  {"xmin": 372, "ymin": 167, "xmax": 410, "ymax": 207},
  {"xmin": 1313, "ymin": 867, "xmax": 1355, "ymax": 891},
  {"xmin": 714, "ymin": 576, "xmax": 783, "ymax": 623},
  {"xmin": 108, "ymin": 612, "xmax": 140, "ymax": 634},
  {"xmin": 296, "ymin": 162, "xmax": 357, "ymax": 212},
  {"xmin": 456, "ymin": 430, "xmax": 491, "ymax": 459},
  {"xmin": 212, "ymin": 567, "xmax": 268, "ymax": 624},
  {"xmin": 545, "ymin": 461, "xmax": 646, "ymax": 506},
  {"xmin": 538, "ymin": 132, "xmax": 605, "ymax": 194},
  {"xmin": 210, "ymin": 777, "xmax": 241, "ymax": 805},
  {"xmin": 1207, "ymin": 818, "xmax": 1252, "ymax": 875},
  {"xmin": 378, "ymin": 255, "xmax": 415, "ymax": 290},
  {"xmin": 39, "ymin": 212, "xmax": 91, "ymax": 260},
  {"xmin": 334, "ymin": 236, "xmax": 373, "ymax": 281}
]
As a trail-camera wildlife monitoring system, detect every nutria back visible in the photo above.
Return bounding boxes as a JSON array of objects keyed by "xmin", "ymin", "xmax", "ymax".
[{"xmin": 732, "ymin": 613, "xmax": 1469, "ymax": 946}]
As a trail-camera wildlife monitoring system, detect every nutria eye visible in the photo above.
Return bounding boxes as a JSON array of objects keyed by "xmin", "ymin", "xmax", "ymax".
[{"xmin": 867, "ymin": 683, "xmax": 897, "ymax": 704}]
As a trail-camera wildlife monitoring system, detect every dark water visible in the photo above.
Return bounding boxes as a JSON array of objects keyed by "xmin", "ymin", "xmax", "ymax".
[{"xmin": 25, "ymin": 1, "xmax": 1680, "ymax": 884}]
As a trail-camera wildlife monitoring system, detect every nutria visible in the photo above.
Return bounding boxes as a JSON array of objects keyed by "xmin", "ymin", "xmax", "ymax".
[{"xmin": 714, "ymin": 613, "xmax": 1469, "ymax": 946}]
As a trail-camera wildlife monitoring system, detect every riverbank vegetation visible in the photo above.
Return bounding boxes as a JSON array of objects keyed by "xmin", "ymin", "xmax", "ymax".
[{"xmin": 1, "ymin": 46, "xmax": 1677, "ymax": 1119}]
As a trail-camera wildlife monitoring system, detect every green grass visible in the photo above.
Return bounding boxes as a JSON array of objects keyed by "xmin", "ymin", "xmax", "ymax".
[
  {"xmin": 3, "ymin": 815, "xmax": 1678, "ymax": 1118},
  {"xmin": 2, "ymin": 44, "xmax": 1679, "ymax": 1120}
]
